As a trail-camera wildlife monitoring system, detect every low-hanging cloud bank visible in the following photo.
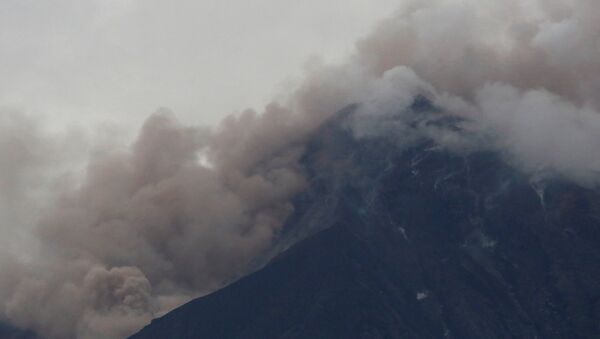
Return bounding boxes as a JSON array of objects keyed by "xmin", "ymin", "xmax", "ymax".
[{"xmin": 1, "ymin": 0, "xmax": 600, "ymax": 338}]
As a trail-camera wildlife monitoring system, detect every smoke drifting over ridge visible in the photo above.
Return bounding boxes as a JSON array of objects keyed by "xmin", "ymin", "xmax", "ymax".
[{"xmin": 1, "ymin": 0, "xmax": 600, "ymax": 338}]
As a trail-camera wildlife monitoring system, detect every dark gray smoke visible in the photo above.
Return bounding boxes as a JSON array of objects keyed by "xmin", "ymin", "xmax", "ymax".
[
  {"xmin": 1, "ymin": 1, "xmax": 600, "ymax": 338},
  {"xmin": 1, "ymin": 111, "xmax": 309, "ymax": 338}
]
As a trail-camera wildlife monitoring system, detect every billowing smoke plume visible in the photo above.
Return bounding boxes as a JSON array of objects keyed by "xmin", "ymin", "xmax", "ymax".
[
  {"xmin": 351, "ymin": 0, "xmax": 600, "ymax": 184},
  {"xmin": 1, "ymin": 0, "xmax": 600, "ymax": 338},
  {"xmin": 0, "ymin": 110, "xmax": 310, "ymax": 338}
]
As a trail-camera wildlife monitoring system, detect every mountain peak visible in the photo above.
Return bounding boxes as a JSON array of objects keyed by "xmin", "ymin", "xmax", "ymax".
[{"xmin": 130, "ymin": 106, "xmax": 600, "ymax": 338}]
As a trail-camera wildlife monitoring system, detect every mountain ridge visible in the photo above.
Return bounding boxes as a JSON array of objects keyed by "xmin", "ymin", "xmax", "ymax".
[{"xmin": 130, "ymin": 102, "xmax": 600, "ymax": 338}]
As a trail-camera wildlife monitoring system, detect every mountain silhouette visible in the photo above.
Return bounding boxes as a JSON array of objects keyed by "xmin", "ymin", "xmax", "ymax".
[{"xmin": 131, "ymin": 100, "xmax": 600, "ymax": 339}]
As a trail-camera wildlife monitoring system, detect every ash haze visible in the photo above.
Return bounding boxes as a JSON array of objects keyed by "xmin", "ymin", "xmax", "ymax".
[
  {"xmin": 0, "ymin": 0, "xmax": 400, "ymax": 130},
  {"xmin": 1, "ymin": 0, "xmax": 600, "ymax": 338}
]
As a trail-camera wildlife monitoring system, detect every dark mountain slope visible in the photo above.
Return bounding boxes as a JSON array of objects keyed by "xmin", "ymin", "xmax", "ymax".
[
  {"xmin": 0, "ymin": 322, "xmax": 38, "ymax": 339},
  {"xmin": 131, "ymin": 220, "xmax": 436, "ymax": 339},
  {"xmin": 131, "ymin": 104, "xmax": 600, "ymax": 339}
]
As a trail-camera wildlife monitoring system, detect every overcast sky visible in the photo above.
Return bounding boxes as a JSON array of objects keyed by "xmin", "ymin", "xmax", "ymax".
[{"xmin": 0, "ymin": 0, "xmax": 400, "ymax": 131}]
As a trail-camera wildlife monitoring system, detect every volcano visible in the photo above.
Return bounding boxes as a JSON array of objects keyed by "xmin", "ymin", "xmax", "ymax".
[{"xmin": 130, "ymin": 101, "xmax": 600, "ymax": 339}]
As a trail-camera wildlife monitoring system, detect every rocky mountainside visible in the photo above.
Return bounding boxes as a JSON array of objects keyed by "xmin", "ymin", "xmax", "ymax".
[
  {"xmin": 0, "ymin": 322, "xmax": 38, "ymax": 339},
  {"xmin": 130, "ymin": 101, "xmax": 600, "ymax": 339}
]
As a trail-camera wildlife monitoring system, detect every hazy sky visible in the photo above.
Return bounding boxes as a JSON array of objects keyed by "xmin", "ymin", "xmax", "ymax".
[{"xmin": 0, "ymin": 0, "xmax": 400, "ymax": 130}]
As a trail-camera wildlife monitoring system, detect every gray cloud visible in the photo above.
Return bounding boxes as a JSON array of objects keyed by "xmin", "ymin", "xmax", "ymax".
[
  {"xmin": 0, "ymin": 0, "xmax": 400, "ymax": 129},
  {"xmin": 0, "ymin": 110, "xmax": 309, "ymax": 338}
]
